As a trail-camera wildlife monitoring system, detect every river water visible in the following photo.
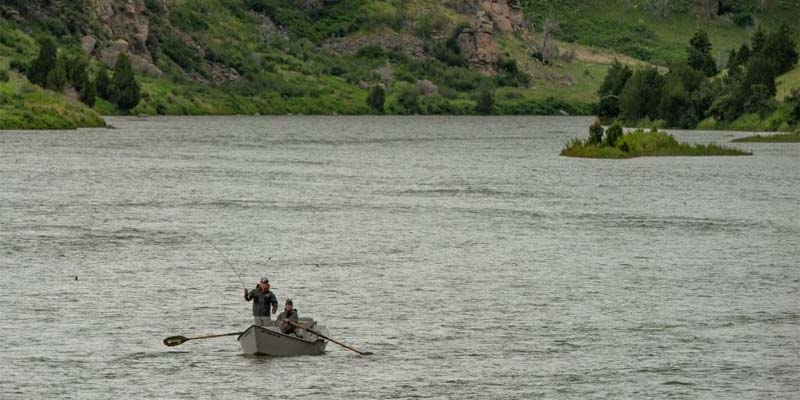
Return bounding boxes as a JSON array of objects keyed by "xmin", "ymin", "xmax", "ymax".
[{"xmin": 1, "ymin": 116, "xmax": 798, "ymax": 399}]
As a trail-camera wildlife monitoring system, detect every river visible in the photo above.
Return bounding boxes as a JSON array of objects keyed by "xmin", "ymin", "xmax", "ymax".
[{"xmin": 1, "ymin": 116, "xmax": 798, "ymax": 399}]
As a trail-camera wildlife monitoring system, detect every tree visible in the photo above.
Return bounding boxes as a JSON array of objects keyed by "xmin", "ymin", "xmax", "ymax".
[
  {"xmin": 742, "ymin": 57, "xmax": 777, "ymax": 99},
  {"xmin": 45, "ymin": 54, "xmax": 68, "ymax": 91},
  {"xmin": 751, "ymin": 26, "xmax": 766, "ymax": 54},
  {"xmin": 366, "ymin": 85, "xmax": 385, "ymax": 113},
  {"xmin": 67, "ymin": 55, "xmax": 93, "ymax": 105},
  {"xmin": 744, "ymin": 83, "xmax": 776, "ymax": 115},
  {"xmin": 760, "ymin": 25, "xmax": 799, "ymax": 75},
  {"xmin": 596, "ymin": 60, "xmax": 632, "ymax": 121},
  {"xmin": 619, "ymin": 67, "xmax": 665, "ymax": 122},
  {"xmin": 475, "ymin": 89, "xmax": 494, "ymax": 114},
  {"xmin": 658, "ymin": 65, "xmax": 704, "ymax": 128},
  {"xmin": 27, "ymin": 37, "xmax": 57, "ymax": 87},
  {"xmin": 81, "ymin": 78, "xmax": 97, "ymax": 107},
  {"xmin": 588, "ymin": 119, "xmax": 604, "ymax": 144},
  {"xmin": 728, "ymin": 44, "xmax": 751, "ymax": 74},
  {"xmin": 110, "ymin": 54, "xmax": 141, "ymax": 111},
  {"xmin": 687, "ymin": 29, "xmax": 718, "ymax": 77},
  {"xmin": 95, "ymin": 66, "xmax": 110, "ymax": 100},
  {"xmin": 785, "ymin": 88, "xmax": 800, "ymax": 125}
]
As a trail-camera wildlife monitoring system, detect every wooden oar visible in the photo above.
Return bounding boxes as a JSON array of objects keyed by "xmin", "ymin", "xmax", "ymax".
[
  {"xmin": 287, "ymin": 320, "xmax": 373, "ymax": 356},
  {"xmin": 163, "ymin": 331, "xmax": 243, "ymax": 347}
]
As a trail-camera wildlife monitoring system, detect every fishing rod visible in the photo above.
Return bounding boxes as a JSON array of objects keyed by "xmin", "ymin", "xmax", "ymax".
[{"xmin": 203, "ymin": 237, "xmax": 247, "ymax": 290}]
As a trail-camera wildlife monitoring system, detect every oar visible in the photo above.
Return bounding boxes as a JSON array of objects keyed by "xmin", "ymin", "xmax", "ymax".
[
  {"xmin": 287, "ymin": 320, "xmax": 373, "ymax": 356},
  {"xmin": 163, "ymin": 331, "xmax": 243, "ymax": 347}
]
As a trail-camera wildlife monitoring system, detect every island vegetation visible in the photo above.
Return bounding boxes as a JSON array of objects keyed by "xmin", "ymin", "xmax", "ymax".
[
  {"xmin": 561, "ymin": 120, "xmax": 751, "ymax": 158},
  {"xmin": 731, "ymin": 131, "xmax": 800, "ymax": 142}
]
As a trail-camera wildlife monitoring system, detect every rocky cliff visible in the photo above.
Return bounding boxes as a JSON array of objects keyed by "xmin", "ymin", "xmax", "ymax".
[{"xmin": 456, "ymin": 0, "xmax": 528, "ymax": 74}]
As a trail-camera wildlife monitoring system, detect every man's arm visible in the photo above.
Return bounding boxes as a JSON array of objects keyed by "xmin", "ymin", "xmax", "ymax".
[
  {"xmin": 271, "ymin": 294, "xmax": 278, "ymax": 314},
  {"xmin": 244, "ymin": 288, "xmax": 253, "ymax": 301}
]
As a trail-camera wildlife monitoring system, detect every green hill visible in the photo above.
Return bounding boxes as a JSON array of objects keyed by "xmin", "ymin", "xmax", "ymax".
[{"xmin": 0, "ymin": 0, "xmax": 798, "ymax": 128}]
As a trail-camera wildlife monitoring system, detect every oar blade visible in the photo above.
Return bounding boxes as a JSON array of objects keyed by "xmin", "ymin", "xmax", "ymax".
[{"xmin": 163, "ymin": 335, "xmax": 189, "ymax": 347}]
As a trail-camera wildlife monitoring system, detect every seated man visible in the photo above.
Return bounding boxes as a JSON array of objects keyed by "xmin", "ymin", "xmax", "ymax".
[{"xmin": 275, "ymin": 299, "xmax": 299, "ymax": 334}]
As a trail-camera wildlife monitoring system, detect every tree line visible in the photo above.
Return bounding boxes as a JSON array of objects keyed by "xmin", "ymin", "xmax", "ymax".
[
  {"xmin": 24, "ymin": 37, "xmax": 141, "ymax": 111},
  {"xmin": 596, "ymin": 25, "xmax": 799, "ymax": 129}
]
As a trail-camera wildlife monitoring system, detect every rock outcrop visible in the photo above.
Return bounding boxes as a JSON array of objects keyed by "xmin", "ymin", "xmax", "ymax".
[
  {"xmin": 455, "ymin": 0, "xmax": 528, "ymax": 74},
  {"xmin": 457, "ymin": 12, "xmax": 500, "ymax": 75},
  {"xmin": 89, "ymin": 0, "xmax": 163, "ymax": 75},
  {"xmin": 90, "ymin": 0, "xmax": 151, "ymax": 57},
  {"xmin": 476, "ymin": 0, "xmax": 526, "ymax": 33},
  {"xmin": 323, "ymin": 30, "xmax": 426, "ymax": 59}
]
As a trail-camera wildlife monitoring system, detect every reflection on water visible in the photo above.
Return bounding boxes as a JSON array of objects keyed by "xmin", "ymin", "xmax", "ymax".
[{"xmin": 1, "ymin": 116, "xmax": 799, "ymax": 399}]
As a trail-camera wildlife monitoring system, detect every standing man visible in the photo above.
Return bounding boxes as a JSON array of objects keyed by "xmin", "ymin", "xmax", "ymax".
[
  {"xmin": 244, "ymin": 277, "xmax": 278, "ymax": 325},
  {"xmin": 275, "ymin": 299, "xmax": 299, "ymax": 334}
]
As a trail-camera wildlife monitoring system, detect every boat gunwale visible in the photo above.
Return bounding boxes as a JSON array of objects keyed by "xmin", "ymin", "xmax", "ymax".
[{"xmin": 237, "ymin": 324, "xmax": 325, "ymax": 345}]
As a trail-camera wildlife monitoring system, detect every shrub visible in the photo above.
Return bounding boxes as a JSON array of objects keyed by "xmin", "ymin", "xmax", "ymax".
[
  {"xmin": 588, "ymin": 119, "xmax": 603, "ymax": 144},
  {"xmin": 367, "ymin": 85, "xmax": 385, "ymax": 113},
  {"xmin": 9, "ymin": 59, "xmax": 28, "ymax": 74},
  {"xmin": 394, "ymin": 85, "xmax": 420, "ymax": 114},
  {"xmin": 475, "ymin": 89, "xmax": 494, "ymax": 114},
  {"xmin": 604, "ymin": 122, "xmax": 623, "ymax": 147}
]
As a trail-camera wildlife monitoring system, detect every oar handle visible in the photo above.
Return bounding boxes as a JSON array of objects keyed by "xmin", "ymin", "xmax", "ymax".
[{"xmin": 287, "ymin": 321, "xmax": 372, "ymax": 356}]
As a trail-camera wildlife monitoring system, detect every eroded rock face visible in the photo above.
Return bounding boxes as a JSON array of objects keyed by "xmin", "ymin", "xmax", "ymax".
[
  {"xmin": 457, "ymin": 12, "xmax": 499, "ymax": 75},
  {"xmin": 91, "ymin": 0, "xmax": 150, "ymax": 56},
  {"xmin": 455, "ymin": 0, "xmax": 528, "ymax": 74},
  {"xmin": 477, "ymin": 0, "xmax": 525, "ymax": 33}
]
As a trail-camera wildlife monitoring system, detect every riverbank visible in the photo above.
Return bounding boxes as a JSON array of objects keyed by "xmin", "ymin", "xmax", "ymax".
[{"xmin": 0, "ymin": 72, "xmax": 105, "ymax": 130}]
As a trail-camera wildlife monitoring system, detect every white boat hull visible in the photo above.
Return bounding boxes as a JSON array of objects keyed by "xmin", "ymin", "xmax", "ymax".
[{"xmin": 238, "ymin": 324, "xmax": 328, "ymax": 356}]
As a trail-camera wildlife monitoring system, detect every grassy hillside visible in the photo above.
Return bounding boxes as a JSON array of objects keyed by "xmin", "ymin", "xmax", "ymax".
[
  {"xmin": 0, "ymin": 25, "xmax": 104, "ymax": 129},
  {"xmin": 0, "ymin": 0, "xmax": 798, "ymax": 128}
]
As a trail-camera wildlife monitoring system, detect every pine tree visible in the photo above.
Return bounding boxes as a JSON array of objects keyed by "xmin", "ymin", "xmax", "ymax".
[
  {"xmin": 687, "ymin": 29, "xmax": 718, "ymax": 77},
  {"xmin": 80, "ymin": 77, "xmax": 97, "ymax": 107},
  {"xmin": 751, "ymin": 26, "xmax": 766, "ymax": 53},
  {"xmin": 45, "ymin": 54, "xmax": 68, "ymax": 91},
  {"xmin": 27, "ymin": 37, "xmax": 57, "ymax": 87},
  {"xmin": 110, "ymin": 54, "xmax": 141, "ymax": 111},
  {"xmin": 95, "ymin": 66, "xmax": 110, "ymax": 100}
]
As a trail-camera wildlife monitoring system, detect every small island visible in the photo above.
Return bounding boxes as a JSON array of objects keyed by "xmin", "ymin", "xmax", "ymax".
[
  {"xmin": 561, "ymin": 121, "xmax": 752, "ymax": 159},
  {"xmin": 731, "ymin": 132, "xmax": 800, "ymax": 142}
]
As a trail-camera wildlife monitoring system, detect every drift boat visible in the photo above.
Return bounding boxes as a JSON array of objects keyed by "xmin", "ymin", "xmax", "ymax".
[{"xmin": 237, "ymin": 318, "xmax": 330, "ymax": 356}]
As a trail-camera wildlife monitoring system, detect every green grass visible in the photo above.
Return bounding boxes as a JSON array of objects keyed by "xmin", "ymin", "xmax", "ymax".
[
  {"xmin": 777, "ymin": 65, "xmax": 800, "ymax": 100},
  {"xmin": 0, "ymin": 70, "xmax": 105, "ymax": 129},
  {"xmin": 522, "ymin": 0, "xmax": 796, "ymax": 65},
  {"xmin": 561, "ymin": 128, "xmax": 752, "ymax": 158},
  {"xmin": 732, "ymin": 132, "xmax": 800, "ymax": 142}
]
